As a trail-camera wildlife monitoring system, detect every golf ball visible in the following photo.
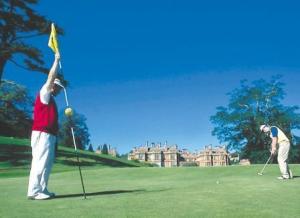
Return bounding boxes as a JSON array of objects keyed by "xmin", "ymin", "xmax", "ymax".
[{"xmin": 65, "ymin": 107, "xmax": 73, "ymax": 117}]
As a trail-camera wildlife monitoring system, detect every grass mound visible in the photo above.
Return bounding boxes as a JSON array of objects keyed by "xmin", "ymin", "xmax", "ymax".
[{"xmin": 0, "ymin": 136, "xmax": 147, "ymax": 178}]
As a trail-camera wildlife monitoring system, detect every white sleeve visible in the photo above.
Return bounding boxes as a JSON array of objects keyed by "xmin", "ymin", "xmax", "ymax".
[{"xmin": 40, "ymin": 84, "xmax": 51, "ymax": 104}]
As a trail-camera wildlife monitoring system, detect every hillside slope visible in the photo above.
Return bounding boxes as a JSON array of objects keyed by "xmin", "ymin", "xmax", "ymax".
[{"xmin": 0, "ymin": 136, "xmax": 146, "ymax": 177}]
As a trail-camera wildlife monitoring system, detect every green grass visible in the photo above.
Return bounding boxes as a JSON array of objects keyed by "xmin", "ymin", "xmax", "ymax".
[
  {"xmin": 0, "ymin": 136, "xmax": 148, "ymax": 178},
  {"xmin": 0, "ymin": 136, "xmax": 30, "ymax": 146},
  {"xmin": 1, "ymin": 136, "xmax": 300, "ymax": 217},
  {"xmin": 0, "ymin": 165, "xmax": 299, "ymax": 218}
]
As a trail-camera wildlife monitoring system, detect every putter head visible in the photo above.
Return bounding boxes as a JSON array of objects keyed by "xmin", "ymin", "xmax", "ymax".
[{"xmin": 258, "ymin": 172, "xmax": 263, "ymax": 176}]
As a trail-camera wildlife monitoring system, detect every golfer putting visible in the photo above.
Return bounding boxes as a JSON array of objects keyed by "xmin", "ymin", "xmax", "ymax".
[{"xmin": 260, "ymin": 124, "xmax": 293, "ymax": 179}]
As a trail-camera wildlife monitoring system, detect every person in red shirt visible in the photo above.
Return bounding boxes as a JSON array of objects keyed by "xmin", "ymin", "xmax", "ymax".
[{"xmin": 27, "ymin": 53, "xmax": 62, "ymax": 200}]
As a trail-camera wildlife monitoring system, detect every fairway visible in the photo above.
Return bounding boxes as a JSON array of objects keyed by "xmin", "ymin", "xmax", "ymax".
[{"xmin": 0, "ymin": 165, "xmax": 299, "ymax": 218}]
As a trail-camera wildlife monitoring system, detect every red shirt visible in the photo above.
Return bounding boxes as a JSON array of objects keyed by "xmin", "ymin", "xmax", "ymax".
[{"xmin": 32, "ymin": 94, "xmax": 58, "ymax": 135}]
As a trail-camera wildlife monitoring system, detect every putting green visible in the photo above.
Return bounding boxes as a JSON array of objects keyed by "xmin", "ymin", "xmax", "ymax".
[{"xmin": 0, "ymin": 165, "xmax": 299, "ymax": 218}]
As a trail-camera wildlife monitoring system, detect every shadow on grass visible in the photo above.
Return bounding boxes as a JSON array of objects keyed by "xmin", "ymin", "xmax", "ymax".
[
  {"xmin": 54, "ymin": 189, "xmax": 146, "ymax": 199},
  {"xmin": 54, "ymin": 188, "xmax": 171, "ymax": 199}
]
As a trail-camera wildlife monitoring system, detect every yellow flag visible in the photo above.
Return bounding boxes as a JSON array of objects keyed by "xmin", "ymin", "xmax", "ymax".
[{"xmin": 48, "ymin": 23, "xmax": 59, "ymax": 53}]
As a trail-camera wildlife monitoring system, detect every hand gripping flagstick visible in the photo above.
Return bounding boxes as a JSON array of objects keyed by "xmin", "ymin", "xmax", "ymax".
[
  {"xmin": 48, "ymin": 23, "xmax": 61, "ymax": 65},
  {"xmin": 49, "ymin": 23, "xmax": 87, "ymax": 199}
]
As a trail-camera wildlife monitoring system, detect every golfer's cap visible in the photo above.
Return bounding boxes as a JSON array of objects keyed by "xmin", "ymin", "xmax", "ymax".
[
  {"xmin": 54, "ymin": 78, "xmax": 64, "ymax": 88},
  {"xmin": 260, "ymin": 125, "xmax": 267, "ymax": 131}
]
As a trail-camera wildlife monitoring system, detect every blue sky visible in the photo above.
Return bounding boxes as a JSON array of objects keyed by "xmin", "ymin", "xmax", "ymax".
[{"xmin": 4, "ymin": 0, "xmax": 300, "ymax": 154}]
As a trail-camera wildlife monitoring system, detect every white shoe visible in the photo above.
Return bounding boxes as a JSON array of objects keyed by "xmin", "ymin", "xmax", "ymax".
[
  {"xmin": 43, "ymin": 189, "xmax": 55, "ymax": 197},
  {"xmin": 33, "ymin": 193, "xmax": 51, "ymax": 200},
  {"xmin": 277, "ymin": 176, "xmax": 289, "ymax": 180}
]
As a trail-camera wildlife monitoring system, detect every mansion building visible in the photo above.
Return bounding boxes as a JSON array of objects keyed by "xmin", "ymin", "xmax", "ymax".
[{"xmin": 128, "ymin": 143, "xmax": 229, "ymax": 167}]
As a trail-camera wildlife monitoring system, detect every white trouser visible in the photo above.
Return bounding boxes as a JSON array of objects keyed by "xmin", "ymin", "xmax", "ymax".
[
  {"xmin": 27, "ymin": 131, "xmax": 56, "ymax": 196},
  {"xmin": 277, "ymin": 141, "xmax": 290, "ymax": 178}
]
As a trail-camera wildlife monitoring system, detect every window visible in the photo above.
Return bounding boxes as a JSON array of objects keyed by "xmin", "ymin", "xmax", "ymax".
[
  {"xmin": 171, "ymin": 154, "xmax": 176, "ymax": 160},
  {"xmin": 155, "ymin": 153, "xmax": 160, "ymax": 160},
  {"xmin": 138, "ymin": 153, "xmax": 144, "ymax": 160}
]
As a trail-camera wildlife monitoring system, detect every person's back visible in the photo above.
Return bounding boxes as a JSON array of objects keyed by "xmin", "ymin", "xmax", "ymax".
[{"xmin": 269, "ymin": 126, "xmax": 289, "ymax": 144}]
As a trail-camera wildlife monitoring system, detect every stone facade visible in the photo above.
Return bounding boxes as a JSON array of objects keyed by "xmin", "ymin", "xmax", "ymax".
[
  {"xmin": 95, "ymin": 144, "xmax": 118, "ymax": 157},
  {"xmin": 195, "ymin": 145, "xmax": 229, "ymax": 167},
  {"xmin": 128, "ymin": 143, "xmax": 229, "ymax": 167},
  {"xmin": 128, "ymin": 143, "xmax": 179, "ymax": 167},
  {"xmin": 163, "ymin": 146, "xmax": 179, "ymax": 167},
  {"xmin": 179, "ymin": 149, "xmax": 198, "ymax": 166}
]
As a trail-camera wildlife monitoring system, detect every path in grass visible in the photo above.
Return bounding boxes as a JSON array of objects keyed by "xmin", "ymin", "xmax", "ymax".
[{"xmin": 0, "ymin": 165, "xmax": 299, "ymax": 218}]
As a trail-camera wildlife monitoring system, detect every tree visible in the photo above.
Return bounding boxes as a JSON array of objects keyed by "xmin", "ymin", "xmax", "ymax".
[
  {"xmin": 58, "ymin": 110, "xmax": 90, "ymax": 150},
  {"xmin": 0, "ymin": 80, "xmax": 33, "ymax": 137},
  {"xmin": 96, "ymin": 145, "xmax": 101, "ymax": 151},
  {"xmin": 118, "ymin": 153, "xmax": 128, "ymax": 159},
  {"xmin": 210, "ymin": 75, "xmax": 300, "ymax": 163},
  {"xmin": 0, "ymin": 79, "xmax": 33, "ymax": 137},
  {"xmin": 88, "ymin": 144, "xmax": 94, "ymax": 152},
  {"xmin": 101, "ymin": 144, "xmax": 108, "ymax": 155},
  {"xmin": 0, "ymin": 0, "xmax": 63, "ymax": 82}
]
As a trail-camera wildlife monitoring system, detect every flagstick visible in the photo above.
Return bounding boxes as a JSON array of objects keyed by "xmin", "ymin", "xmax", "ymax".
[
  {"xmin": 59, "ymin": 60, "xmax": 62, "ymax": 69},
  {"xmin": 58, "ymin": 61, "xmax": 87, "ymax": 199},
  {"xmin": 71, "ymin": 126, "xmax": 87, "ymax": 199},
  {"xmin": 58, "ymin": 60, "xmax": 69, "ymax": 107}
]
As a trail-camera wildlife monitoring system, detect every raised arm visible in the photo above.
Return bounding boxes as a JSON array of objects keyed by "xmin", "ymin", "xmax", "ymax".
[{"xmin": 45, "ymin": 53, "xmax": 61, "ymax": 91}]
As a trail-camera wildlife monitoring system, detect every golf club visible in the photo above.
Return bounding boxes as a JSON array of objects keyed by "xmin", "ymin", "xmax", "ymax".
[
  {"xmin": 56, "ymin": 81, "xmax": 87, "ymax": 199},
  {"xmin": 258, "ymin": 154, "xmax": 273, "ymax": 176}
]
